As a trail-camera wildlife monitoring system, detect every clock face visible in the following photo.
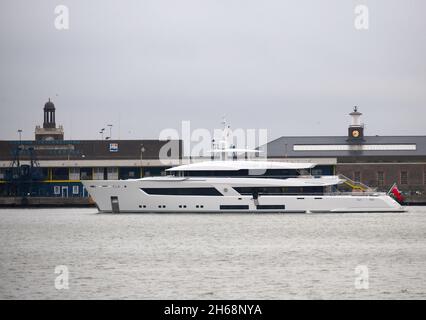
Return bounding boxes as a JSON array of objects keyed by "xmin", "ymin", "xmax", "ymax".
[{"xmin": 352, "ymin": 130, "xmax": 360, "ymax": 138}]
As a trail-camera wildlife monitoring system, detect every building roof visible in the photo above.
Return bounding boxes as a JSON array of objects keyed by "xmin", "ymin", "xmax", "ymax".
[
  {"xmin": 261, "ymin": 135, "xmax": 426, "ymax": 158},
  {"xmin": 44, "ymin": 99, "xmax": 55, "ymax": 110},
  {"xmin": 0, "ymin": 139, "xmax": 182, "ymax": 162}
]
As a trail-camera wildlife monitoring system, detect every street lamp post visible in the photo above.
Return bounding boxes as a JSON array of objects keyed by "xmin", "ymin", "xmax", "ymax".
[
  {"xmin": 140, "ymin": 144, "xmax": 145, "ymax": 177},
  {"xmin": 17, "ymin": 129, "xmax": 22, "ymax": 145},
  {"xmin": 211, "ymin": 139, "xmax": 215, "ymax": 161},
  {"xmin": 107, "ymin": 124, "xmax": 113, "ymax": 140}
]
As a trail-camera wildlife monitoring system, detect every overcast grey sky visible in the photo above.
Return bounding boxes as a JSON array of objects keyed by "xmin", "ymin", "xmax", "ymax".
[{"xmin": 0, "ymin": 0, "xmax": 425, "ymax": 142}]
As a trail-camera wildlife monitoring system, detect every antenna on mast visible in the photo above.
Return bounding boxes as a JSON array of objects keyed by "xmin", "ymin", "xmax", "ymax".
[{"xmin": 221, "ymin": 116, "xmax": 227, "ymax": 129}]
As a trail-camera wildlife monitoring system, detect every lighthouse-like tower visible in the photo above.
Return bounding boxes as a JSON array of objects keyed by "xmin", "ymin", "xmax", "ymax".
[
  {"xmin": 347, "ymin": 106, "xmax": 364, "ymax": 142},
  {"xmin": 35, "ymin": 98, "xmax": 64, "ymax": 141}
]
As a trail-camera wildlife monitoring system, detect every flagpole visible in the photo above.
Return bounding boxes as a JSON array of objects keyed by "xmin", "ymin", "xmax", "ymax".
[{"xmin": 387, "ymin": 182, "xmax": 396, "ymax": 195}]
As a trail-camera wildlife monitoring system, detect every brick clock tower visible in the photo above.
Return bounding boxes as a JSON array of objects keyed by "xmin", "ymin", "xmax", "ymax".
[
  {"xmin": 35, "ymin": 98, "xmax": 64, "ymax": 141},
  {"xmin": 347, "ymin": 106, "xmax": 364, "ymax": 143}
]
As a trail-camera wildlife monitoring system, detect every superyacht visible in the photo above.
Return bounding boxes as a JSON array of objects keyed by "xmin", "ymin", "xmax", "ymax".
[{"xmin": 83, "ymin": 124, "xmax": 404, "ymax": 213}]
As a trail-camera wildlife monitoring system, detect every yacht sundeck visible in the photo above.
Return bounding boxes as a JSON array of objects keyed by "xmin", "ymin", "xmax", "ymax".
[{"xmin": 83, "ymin": 123, "xmax": 404, "ymax": 213}]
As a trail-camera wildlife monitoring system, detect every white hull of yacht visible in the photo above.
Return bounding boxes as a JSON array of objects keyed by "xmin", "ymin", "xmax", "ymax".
[{"xmin": 83, "ymin": 177, "xmax": 405, "ymax": 214}]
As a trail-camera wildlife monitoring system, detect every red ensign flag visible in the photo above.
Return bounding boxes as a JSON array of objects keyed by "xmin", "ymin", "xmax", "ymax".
[{"xmin": 390, "ymin": 184, "xmax": 404, "ymax": 203}]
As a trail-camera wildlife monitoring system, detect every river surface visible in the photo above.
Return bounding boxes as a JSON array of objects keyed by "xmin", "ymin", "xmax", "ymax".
[{"xmin": 0, "ymin": 207, "xmax": 425, "ymax": 299}]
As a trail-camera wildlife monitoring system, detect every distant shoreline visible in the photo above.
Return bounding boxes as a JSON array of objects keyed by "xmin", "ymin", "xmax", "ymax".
[{"xmin": 0, "ymin": 197, "xmax": 95, "ymax": 208}]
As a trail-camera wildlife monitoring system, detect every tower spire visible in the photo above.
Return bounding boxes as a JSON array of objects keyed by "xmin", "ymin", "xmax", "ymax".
[{"xmin": 35, "ymin": 98, "xmax": 64, "ymax": 140}]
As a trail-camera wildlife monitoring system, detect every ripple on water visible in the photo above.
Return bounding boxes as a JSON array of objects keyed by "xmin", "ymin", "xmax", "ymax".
[{"xmin": 0, "ymin": 208, "xmax": 425, "ymax": 299}]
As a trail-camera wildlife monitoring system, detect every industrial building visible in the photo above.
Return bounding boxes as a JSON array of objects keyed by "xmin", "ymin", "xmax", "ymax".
[
  {"xmin": 261, "ymin": 107, "xmax": 426, "ymax": 204},
  {"xmin": 0, "ymin": 99, "xmax": 182, "ymax": 204}
]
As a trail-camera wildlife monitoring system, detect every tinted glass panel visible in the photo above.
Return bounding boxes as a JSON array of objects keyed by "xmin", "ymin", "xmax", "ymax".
[
  {"xmin": 52, "ymin": 168, "xmax": 69, "ymax": 180},
  {"xmin": 220, "ymin": 205, "xmax": 249, "ymax": 210},
  {"xmin": 179, "ymin": 169, "xmax": 300, "ymax": 177},
  {"xmin": 256, "ymin": 205, "xmax": 285, "ymax": 210},
  {"xmin": 141, "ymin": 188, "xmax": 222, "ymax": 196}
]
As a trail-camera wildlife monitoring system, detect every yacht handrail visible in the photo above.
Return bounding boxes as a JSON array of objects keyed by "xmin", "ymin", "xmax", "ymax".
[
  {"xmin": 246, "ymin": 191, "xmax": 384, "ymax": 196},
  {"xmin": 338, "ymin": 174, "xmax": 376, "ymax": 192},
  {"xmin": 168, "ymin": 174, "xmax": 338, "ymax": 179}
]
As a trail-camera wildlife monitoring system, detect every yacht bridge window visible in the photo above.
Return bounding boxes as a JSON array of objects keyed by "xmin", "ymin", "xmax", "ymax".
[
  {"xmin": 141, "ymin": 187, "xmax": 222, "ymax": 196},
  {"xmin": 170, "ymin": 169, "xmax": 302, "ymax": 178},
  {"xmin": 234, "ymin": 186, "xmax": 325, "ymax": 195}
]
